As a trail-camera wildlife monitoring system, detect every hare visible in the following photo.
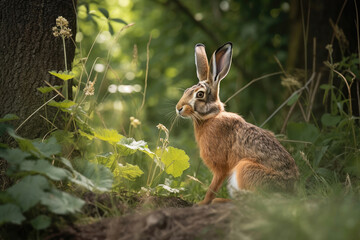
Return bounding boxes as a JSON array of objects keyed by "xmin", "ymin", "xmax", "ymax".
[{"xmin": 176, "ymin": 42, "xmax": 299, "ymax": 205}]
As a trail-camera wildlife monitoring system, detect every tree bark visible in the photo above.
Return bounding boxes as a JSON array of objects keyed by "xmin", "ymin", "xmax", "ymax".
[
  {"xmin": 0, "ymin": 0, "xmax": 77, "ymax": 139},
  {"xmin": 0, "ymin": 0, "xmax": 77, "ymax": 190}
]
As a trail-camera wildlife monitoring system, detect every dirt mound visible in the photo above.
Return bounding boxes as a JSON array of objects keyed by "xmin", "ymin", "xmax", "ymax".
[
  {"xmin": 50, "ymin": 202, "xmax": 235, "ymax": 240},
  {"xmin": 81, "ymin": 192, "xmax": 193, "ymax": 217}
]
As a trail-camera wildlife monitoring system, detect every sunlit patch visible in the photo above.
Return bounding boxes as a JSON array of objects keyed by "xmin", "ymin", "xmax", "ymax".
[
  {"xmin": 96, "ymin": 31, "xmax": 111, "ymax": 44},
  {"xmin": 94, "ymin": 63, "xmax": 105, "ymax": 73},
  {"xmin": 108, "ymin": 84, "xmax": 117, "ymax": 93},
  {"xmin": 125, "ymin": 71, "xmax": 135, "ymax": 80},
  {"xmin": 133, "ymin": 84, "xmax": 142, "ymax": 92},
  {"xmin": 75, "ymin": 32, "xmax": 83, "ymax": 42},
  {"xmin": 118, "ymin": 84, "xmax": 142, "ymax": 93},
  {"xmin": 194, "ymin": 13, "xmax": 203, "ymax": 21},
  {"xmin": 219, "ymin": 1, "xmax": 230, "ymax": 11},
  {"xmin": 113, "ymin": 100, "xmax": 123, "ymax": 111}
]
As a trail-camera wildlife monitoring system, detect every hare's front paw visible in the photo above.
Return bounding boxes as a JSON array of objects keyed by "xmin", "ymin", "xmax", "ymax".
[{"xmin": 197, "ymin": 199, "xmax": 211, "ymax": 206}]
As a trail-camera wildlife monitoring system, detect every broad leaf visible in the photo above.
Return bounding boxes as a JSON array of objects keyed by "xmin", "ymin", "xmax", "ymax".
[
  {"xmin": 116, "ymin": 137, "xmax": 155, "ymax": 158},
  {"xmin": 93, "ymin": 128, "xmax": 123, "ymax": 144},
  {"xmin": 98, "ymin": 7, "xmax": 109, "ymax": 18},
  {"xmin": 20, "ymin": 159, "xmax": 69, "ymax": 181},
  {"xmin": 287, "ymin": 93, "xmax": 300, "ymax": 106},
  {"xmin": 118, "ymin": 163, "xmax": 144, "ymax": 181},
  {"xmin": 287, "ymin": 122, "xmax": 320, "ymax": 143},
  {"xmin": 7, "ymin": 175, "xmax": 49, "ymax": 211},
  {"xmin": 110, "ymin": 18, "xmax": 127, "ymax": 24},
  {"xmin": 32, "ymin": 136, "xmax": 61, "ymax": 158},
  {"xmin": 157, "ymin": 184, "xmax": 183, "ymax": 193},
  {"xmin": 70, "ymin": 159, "xmax": 113, "ymax": 192},
  {"xmin": 78, "ymin": 129, "xmax": 95, "ymax": 140},
  {"xmin": 48, "ymin": 100, "xmax": 76, "ymax": 109},
  {"xmin": 51, "ymin": 130, "xmax": 75, "ymax": 145},
  {"xmin": 37, "ymin": 85, "xmax": 62, "ymax": 94},
  {"xmin": 96, "ymin": 153, "xmax": 118, "ymax": 172},
  {"xmin": 30, "ymin": 215, "xmax": 51, "ymax": 230},
  {"xmin": 41, "ymin": 189, "xmax": 84, "ymax": 214},
  {"xmin": 321, "ymin": 113, "xmax": 341, "ymax": 127},
  {"xmin": 0, "ymin": 114, "xmax": 19, "ymax": 122},
  {"xmin": 0, "ymin": 204, "xmax": 25, "ymax": 225},
  {"xmin": 7, "ymin": 129, "xmax": 39, "ymax": 156},
  {"xmin": 49, "ymin": 70, "xmax": 75, "ymax": 81},
  {"xmin": 0, "ymin": 148, "xmax": 30, "ymax": 165},
  {"xmin": 156, "ymin": 147, "xmax": 190, "ymax": 178}
]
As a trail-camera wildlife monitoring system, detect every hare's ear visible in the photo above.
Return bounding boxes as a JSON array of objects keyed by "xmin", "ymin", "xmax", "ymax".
[
  {"xmin": 195, "ymin": 43, "xmax": 209, "ymax": 82},
  {"xmin": 209, "ymin": 42, "xmax": 232, "ymax": 84}
]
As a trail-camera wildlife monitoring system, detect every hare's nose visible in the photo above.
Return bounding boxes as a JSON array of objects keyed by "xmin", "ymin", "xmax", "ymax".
[{"xmin": 176, "ymin": 107, "xmax": 183, "ymax": 115}]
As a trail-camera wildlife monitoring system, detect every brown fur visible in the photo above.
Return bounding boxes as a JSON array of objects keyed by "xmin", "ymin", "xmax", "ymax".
[{"xmin": 176, "ymin": 43, "xmax": 299, "ymax": 205}]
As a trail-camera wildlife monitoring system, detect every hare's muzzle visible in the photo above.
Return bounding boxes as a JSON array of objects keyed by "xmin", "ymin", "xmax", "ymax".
[{"xmin": 176, "ymin": 106, "xmax": 183, "ymax": 115}]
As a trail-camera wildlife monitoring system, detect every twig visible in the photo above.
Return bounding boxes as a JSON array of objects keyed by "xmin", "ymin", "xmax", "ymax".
[
  {"xmin": 16, "ymin": 94, "xmax": 60, "ymax": 133},
  {"xmin": 306, "ymin": 73, "xmax": 322, "ymax": 122},
  {"xmin": 139, "ymin": 34, "xmax": 152, "ymax": 112},
  {"xmin": 224, "ymin": 72, "xmax": 282, "ymax": 104},
  {"xmin": 44, "ymin": 80, "xmax": 65, "ymax": 99},
  {"xmin": 280, "ymin": 102, "xmax": 296, "ymax": 134},
  {"xmin": 260, "ymin": 72, "xmax": 316, "ymax": 127}
]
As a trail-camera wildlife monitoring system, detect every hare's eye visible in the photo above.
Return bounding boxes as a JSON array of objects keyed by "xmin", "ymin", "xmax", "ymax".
[{"xmin": 196, "ymin": 91, "xmax": 205, "ymax": 98}]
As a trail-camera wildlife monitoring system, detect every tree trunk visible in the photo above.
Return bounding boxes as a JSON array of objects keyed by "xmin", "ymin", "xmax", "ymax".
[
  {"xmin": 287, "ymin": 0, "xmax": 359, "ymax": 117},
  {"xmin": 0, "ymin": 0, "xmax": 77, "ymax": 190},
  {"xmin": 0, "ymin": 0, "xmax": 77, "ymax": 139}
]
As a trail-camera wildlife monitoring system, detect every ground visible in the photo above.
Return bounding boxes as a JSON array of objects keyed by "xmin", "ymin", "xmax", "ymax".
[{"xmin": 46, "ymin": 192, "xmax": 235, "ymax": 240}]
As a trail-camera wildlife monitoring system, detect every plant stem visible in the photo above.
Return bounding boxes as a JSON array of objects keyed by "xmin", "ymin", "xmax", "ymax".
[{"xmin": 62, "ymin": 36, "xmax": 68, "ymax": 100}]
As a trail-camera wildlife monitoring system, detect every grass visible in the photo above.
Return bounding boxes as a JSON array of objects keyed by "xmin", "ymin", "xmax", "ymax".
[{"xmin": 228, "ymin": 190, "xmax": 360, "ymax": 240}]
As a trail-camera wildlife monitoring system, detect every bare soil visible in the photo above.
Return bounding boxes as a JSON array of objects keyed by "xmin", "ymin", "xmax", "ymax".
[{"xmin": 47, "ymin": 192, "xmax": 235, "ymax": 240}]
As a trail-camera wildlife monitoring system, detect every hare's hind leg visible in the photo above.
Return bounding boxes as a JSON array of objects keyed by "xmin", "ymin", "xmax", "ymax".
[{"xmin": 230, "ymin": 159, "xmax": 282, "ymax": 192}]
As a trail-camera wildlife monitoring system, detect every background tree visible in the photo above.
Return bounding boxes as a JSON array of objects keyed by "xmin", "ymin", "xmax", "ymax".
[
  {"xmin": 0, "ymin": 0, "xmax": 77, "ymax": 139},
  {"xmin": 0, "ymin": 0, "xmax": 77, "ymax": 189}
]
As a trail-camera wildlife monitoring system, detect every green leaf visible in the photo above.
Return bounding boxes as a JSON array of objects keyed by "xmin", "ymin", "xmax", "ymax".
[
  {"xmin": 37, "ymin": 85, "xmax": 62, "ymax": 94},
  {"xmin": 156, "ymin": 147, "xmax": 190, "ymax": 178},
  {"xmin": 118, "ymin": 163, "xmax": 144, "ymax": 181},
  {"xmin": 321, "ymin": 113, "xmax": 341, "ymax": 127},
  {"xmin": 96, "ymin": 153, "xmax": 118, "ymax": 172},
  {"xmin": 287, "ymin": 122, "xmax": 320, "ymax": 143},
  {"xmin": 93, "ymin": 128, "xmax": 123, "ymax": 144},
  {"xmin": 49, "ymin": 70, "xmax": 75, "ymax": 81},
  {"xmin": 7, "ymin": 175, "xmax": 49, "ymax": 211},
  {"xmin": 116, "ymin": 137, "xmax": 155, "ymax": 158},
  {"xmin": 7, "ymin": 129, "xmax": 39, "ymax": 155},
  {"xmin": 98, "ymin": 7, "xmax": 109, "ymax": 18},
  {"xmin": 287, "ymin": 93, "xmax": 300, "ymax": 106},
  {"xmin": 30, "ymin": 215, "xmax": 51, "ymax": 230},
  {"xmin": 109, "ymin": 18, "xmax": 127, "ymax": 24},
  {"xmin": 0, "ymin": 148, "xmax": 30, "ymax": 165},
  {"xmin": 41, "ymin": 189, "xmax": 84, "ymax": 214},
  {"xmin": 319, "ymin": 84, "xmax": 334, "ymax": 91},
  {"xmin": 0, "ymin": 203, "xmax": 25, "ymax": 225},
  {"xmin": 48, "ymin": 100, "xmax": 76, "ymax": 109},
  {"xmin": 51, "ymin": 130, "xmax": 75, "ymax": 145},
  {"xmin": 70, "ymin": 159, "xmax": 113, "ymax": 192},
  {"xmin": 20, "ymin": 159, "xmax": 69, "ymax": 181},
  {"xmin": 108, "ymin": 22, "xmax": 114, "ymax": 35},
  {"xmin": 32, "ymin": 136, "xmax": 61, "ymax": 158},
  {"xmin": 78, "ymin": 129, "xmax": 95, "ymax": 140},
  {"xmin": 0, "ymin": 114, "xmax": 19, "ymax": 122},
  {"xmin": 314, "ymin": 146, "xmax": 329, "ymax": 167}
]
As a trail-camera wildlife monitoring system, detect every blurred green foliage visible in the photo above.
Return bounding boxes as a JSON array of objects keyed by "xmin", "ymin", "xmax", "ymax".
[{"xmin": 74, "ymin": 0, "xmax": 295, "ymax": 193}]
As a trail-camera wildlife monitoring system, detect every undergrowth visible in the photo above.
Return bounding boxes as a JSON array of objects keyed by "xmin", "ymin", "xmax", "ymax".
[{"xmin": 0, "ymin": 2, "xmax": 359, "ymax": 240}]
